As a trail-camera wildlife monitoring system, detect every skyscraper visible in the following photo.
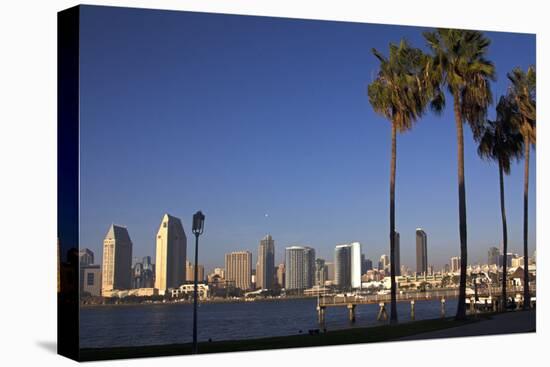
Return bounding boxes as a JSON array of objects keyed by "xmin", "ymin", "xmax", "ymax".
[
  {"xmin": 350, "ymin": 242, "xmax": 362, "ymax": 289},
  {"xmin": 285, "ymin": 246, "xmax": 315, "ymax": 291},
  {"xmin": 257, "ymin": 234, "xmax": 275, "ymax": 290},
  {"xmin": 380, "ymin": 254, "xmax": 390, "ymax": 272},
  {"xmin": 416, "ymin": 228, "xmax": 428, "ymax": 275},
  {"xmin": 101, "ymin": 224, "xmax": 133, "ymax": 292},
  {"xmin": 334, "ymin": 244, "xmax": 351, "ymax": 290},
  {"xmin": 450, "ymin": 256, "xmax": 461, "ymax": 273},
  {"xmin": 488, "ymin": 246, "xmax": 500, "ymax": 266},
  {"xmin": 394, "ymin": 232, "xmax": 401, "ymax": 276},
  {"xmin": 154, "ymin": 214, "xmax": 187, "ymax": 294},
  {"xmin": 314, "ymin": 258, "xmax": 328, "ymax": 286},
  {"xmin": 225, "ymin": 251, "xmax": 252, "ymax": 290},
  {"xmin": 364, "ymin": 258, "xmax": 373, "ymax": 271}
]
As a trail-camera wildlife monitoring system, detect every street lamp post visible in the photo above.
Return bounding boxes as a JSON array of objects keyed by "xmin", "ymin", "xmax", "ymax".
[{"xmin": 191, "ymin": 211, "xmax": 205, "ymax": 354}]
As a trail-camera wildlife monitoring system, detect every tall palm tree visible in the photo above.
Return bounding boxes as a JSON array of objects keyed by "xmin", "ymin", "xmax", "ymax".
[
  {"xmin": 423, "ymin": 29, "xmax": 495, "ymax": 320},
  {"xmin": 507, "ymin": 66, "xmax": 536, "ymax": 309},
  {"xmin": 368, "ymin": 40, "xmax": 429, "ymax": 323},
  {"xmin": 477, "ymin": 95, "xmax": 523, "ymax": 310}
]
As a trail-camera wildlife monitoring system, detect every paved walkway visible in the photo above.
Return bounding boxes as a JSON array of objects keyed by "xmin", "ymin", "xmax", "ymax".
[{"xmin": 399, "ymin": 310, "xmax": 536, "ymax": 341}]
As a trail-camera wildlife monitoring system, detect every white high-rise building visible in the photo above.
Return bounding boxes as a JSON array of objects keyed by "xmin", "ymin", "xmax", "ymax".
[
  {"xmin": 350, "ymin": 242, "xmax": 362, "ymax": 289},
  {"xmin": 101, "ymin": 224, "xmax": 133, "ymax": 292},
  {"xmin": 155, "ymin": 214, "xmax": 187, "ymax": 294},
  {"xmin": 334, "ymin": 242, "xmax": 362, "ymax": 290}
]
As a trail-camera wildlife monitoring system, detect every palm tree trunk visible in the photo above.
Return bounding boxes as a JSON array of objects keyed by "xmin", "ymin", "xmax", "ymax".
[
  {"xmin": 499, "ymin": 159, "xmax": 508, "ymax": 311},
  {"xmin": 389, "ymin": 122, "xmax": 398, "ymax": 323},
  {"xmin": 453, "ymin": 93, "xmax": 468, "ymax": 320},
  {"xmin": 523, "ymin": 133, "xmax": 530, "ymax": 309}
]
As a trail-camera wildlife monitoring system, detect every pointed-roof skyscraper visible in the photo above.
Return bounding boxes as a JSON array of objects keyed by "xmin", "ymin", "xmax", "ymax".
[
  {"xmin": 101, "ymin": 224, "xmax": 133, "ymax": 292},
  {"xmin": 155, "ymin": 213, "xmax": 187, "ymax": 294}
]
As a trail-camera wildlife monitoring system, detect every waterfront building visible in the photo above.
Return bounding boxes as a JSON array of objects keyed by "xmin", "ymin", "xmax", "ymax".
[
  {"xmin": 488, "ymin": 246, "xmax": 500, "ymax": 266},
  {"xmin": 276, "ymin": 263, "xmax": 285, "ymax": 287},
  {"xmin": 416, "ymin": 228, "xmax": 428, "ymax": 275},
  {"xmin": 350, "ymin": 242, "xmax": 362, "ymax": 289},
  {"xmin": 450, "ymin": 256, "xmax": 460, "ymax": 273},
  {"xmin": 186, "ymin": 261, "xmax": 205, "ymax": 282},
  {"xmin": 334, "ymin": 244, "xmax": 351, "ymax": 290},
  {"xmin": 225, "ymin": 251, "xmax": 252, "ymax": 290},
  {"xmin": 364, "ymin": 258, "xmax": 373, "ymax": 272},
  {"xmin": 380, "ymin": 254, "xmax": 390, "ymax": 272},
  {"xmin": 257, "ymin": 234, "xmax": 275, "ymax": 290},
  {"xmin": 325, "ymin": 262, "xmax": 335, "ymax": 281},
  {"xmin": 394, "ymin": 232, "xmax": 401, "ymax": 276},
  {"xmin": 78, "ymin": 248, "xmax": 94, "ymax": 266},
  {"xmin": 285, "ymin": 246, "xmax": 315, "ymax": 291},
  {"xmin": 154, "ymin": 214, "xmax": 187, "ymax": 294},
  {"xmin": 101, "ymin": 224, "xmax": 133, "ymax": 292},
  {"xmin": 82, "ymin": 265, "xmax": 101, "ymax": 296},
  {"xmin": 314, "ymin": 258, "xmax": 328, "ymax": 286},
  {"xmin": 214, "ymin": 267, "xmax": 225, "ymax": 279},
  {"xmin": 501, "ymin": 252, "xmax": 514, "ymax": 268}
]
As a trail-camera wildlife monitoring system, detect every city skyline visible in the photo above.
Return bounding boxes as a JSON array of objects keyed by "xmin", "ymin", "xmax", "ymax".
[{"xmin": 79, "ymin": 7, "xmax": 536, "ymax": 273}]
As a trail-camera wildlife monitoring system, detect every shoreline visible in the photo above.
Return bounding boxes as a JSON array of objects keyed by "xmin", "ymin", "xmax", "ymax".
[{"xmin": 80, "ymin": 295, "xmax": 317, "ymax": 308}]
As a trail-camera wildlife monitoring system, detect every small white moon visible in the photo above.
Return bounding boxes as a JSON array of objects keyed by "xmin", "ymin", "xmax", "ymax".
[{"xmin": 264, "ymin": 213, "xmax": 269, "ymax": 217}]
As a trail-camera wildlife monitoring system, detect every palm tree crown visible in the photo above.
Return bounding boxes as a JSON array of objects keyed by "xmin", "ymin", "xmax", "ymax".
[
  {"xmin": 424, "ymin": 29, "xmax": 496, "ymax": 137},
  {"xmin": 368, "ymin": 40, "xmax": 429, "ymax": 132},
  {"xmin": 508, "ymin": 66, "xmax": 536, "ymax": 144},
  {"xmin": 477, "ymin": 95, "xmax": 524, "ymax": 173}
]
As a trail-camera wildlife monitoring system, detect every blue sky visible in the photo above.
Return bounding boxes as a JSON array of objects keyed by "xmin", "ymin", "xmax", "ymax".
[{"xmin": 79, "ymin": 6, "xmax": 536, "ymax": 272}]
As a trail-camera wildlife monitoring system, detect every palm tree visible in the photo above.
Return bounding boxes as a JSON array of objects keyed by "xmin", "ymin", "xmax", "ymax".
[
  {"xmin": 368, "ymin": 40, "xmax": 429, "ymax": 323},
  {"xmin": 507, "ymin": 66, "xmax": 536, "ymax": 309},
  {"xmin": 423, "ymin": 29, "xmax": 495, "ymax": 320},
  {"xmin": 477, "ymin": 95, "xmax": 523, "ymax": 310}
]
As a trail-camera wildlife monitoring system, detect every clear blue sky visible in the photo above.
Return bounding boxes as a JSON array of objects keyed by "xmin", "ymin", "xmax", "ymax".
[{"xmin": 79, "ymin": 5, "xmax": 536, "ymax": 272}]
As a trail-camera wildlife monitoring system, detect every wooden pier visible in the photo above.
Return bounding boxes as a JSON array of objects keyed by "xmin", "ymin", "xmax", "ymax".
[{"xmin": 316, "ymin": 286, "xmax": 536, "ymax": 323}]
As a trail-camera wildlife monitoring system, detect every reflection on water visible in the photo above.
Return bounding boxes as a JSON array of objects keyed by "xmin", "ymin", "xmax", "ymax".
[{"xmin": 79, "ymin": 297, "xmax": 458, "ymax": 348}]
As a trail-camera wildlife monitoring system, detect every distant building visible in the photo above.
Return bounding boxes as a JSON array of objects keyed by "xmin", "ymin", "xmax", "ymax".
[
  {"xmin": 364, "ymin": 258, "xmax": 373, "ymax": 272},
  {"xmin": 285, "ymin": 246, "xmax": 315, "ymax": 291},
  {"xmin": 82, "ymin": 265, "xmax": 101, "ymax": 296},
  {"xmin": 394, "ymin": 232, "xmax": 401, "ymax": 276},
  {"xmin": 101, "ymin": 224, "xmax": 133, "ymax": 292},
  {"xmin": 488, "ymin": 246, "xmax": 500, "ymax": 266},
  {"xmin": 324, "ymin": 262, "xmax": 333, "ymax": 281},
  {"xmin": 334, "ymin": 244, "xmax": 351, "ymax": 290},
  {"xmin": 225, "ymin": 251, "xmax": 252, "ymax": 290},
  {"xmin": 380, "ymin": 254, "xmax": 390, "ymax": 272},
  {"xmin": 186, "ymin": 261, "xmax": 205, "ymax": 282},
  {"xmin": 276, "ymin": 263, "xmax": 285, "ymax": 287},
  {"xmin": 350, "ymin": 242, "xmax": 362, "ymax": 289},
  {"xmin": 500, "ymin": 252, "xmax": 513, "ymax": 268},
  {"xmin": 78, "ymin": 248, "xmax": 94, "ymax": 266},
  {"xmin": 416, "ymin": 228, "xmax": 428, "ymax": 275},
  {"xmin": 450, "ymin": 256, "xmax": 460, "ymax": 273},
  {"xmin": 314, "ymin": 258, "xmax": 328, "ymax": 286},
  {"xmin": 154, "ymin": 214, "xmax": 187, "ymax": 294},
  {"xmin": 257, "ymin": 234, "xmax": 275, "ymax": 290},
  {"xmin": 333, "ymin": 243, "xmax": 362, "ymax": 289}
]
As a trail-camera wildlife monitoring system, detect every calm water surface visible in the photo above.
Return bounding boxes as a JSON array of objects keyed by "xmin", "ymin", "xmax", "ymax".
[{"xmin": 80, "ymin": 298, "xmax": 457, "ymax": 348}]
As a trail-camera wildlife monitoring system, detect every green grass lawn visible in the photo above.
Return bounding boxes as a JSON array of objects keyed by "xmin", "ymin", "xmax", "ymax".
[{"xmin": 79, "ymin": 316, "xmax": 484, "ymax": 361}]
